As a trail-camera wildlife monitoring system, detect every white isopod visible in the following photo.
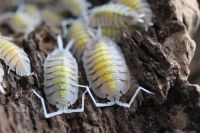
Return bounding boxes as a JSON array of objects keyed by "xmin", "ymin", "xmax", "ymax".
[
  {"xmin": 89, "ymin": 3, "xmax": 144, "ymax": 28},
  {"xmin": 82, "ymin": 35, "xmax": 153, "ymax": 107},
  {"xmin": 0, "ymin": 38, "xmax": 31, "ymax": 76},
  {"xmin": 32, "ymin": 35, "xmax": 91, "ymax": 118}
]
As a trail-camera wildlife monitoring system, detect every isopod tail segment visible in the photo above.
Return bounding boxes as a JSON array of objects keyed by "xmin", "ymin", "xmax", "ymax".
[
  {"xmin": 86, "ymin": 86, "xmax": 154, "ymax": 108},
  {"xmin": 32, "ymin": 85, "xmax": 89, "ymax": 118}
]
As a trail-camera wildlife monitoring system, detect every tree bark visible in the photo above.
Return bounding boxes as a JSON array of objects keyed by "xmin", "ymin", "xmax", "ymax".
[{"xmin": 0, "ymin": 0, "xmax": 200, "ymax": 133}]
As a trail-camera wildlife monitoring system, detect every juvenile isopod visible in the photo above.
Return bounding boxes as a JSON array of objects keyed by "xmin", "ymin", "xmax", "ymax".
[
  {"xmin": 89, "ymin": 3, "xmax": 144, "ymax": 28},
  {"xmin": 61, "ymin": 19, "xmax": 93, "ymax": 61},
  {"xmin": 0, "ymin": 63, "xmax": 5, "ymax": 94},
  {"xmin": 114, "ymin": 0, "xmax": 153, "ymax": 30},
  {"xmin": 82, "ymin": 35, "xmax": 153, "ymax": 107},
  {"xmin": 0, "ymin": 38, "xmax": 31, "ymax": 76},
  {"xmin": 32, "ymin": 35, "xmax": 91, "ymax": 118}
]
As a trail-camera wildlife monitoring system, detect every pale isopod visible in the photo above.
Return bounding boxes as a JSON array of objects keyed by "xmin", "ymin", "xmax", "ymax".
[
  {"xmin": 32, "ymin": 35, "xmax": 91, "ymax": 118},
  {"xmin": 0, "ymin": 63, "xmax": 5, "ymax": 94},
  {"xmin": 82, "ymin": 36, "xmax": 153, "ymax": 107},
  {"xmin": 0, "ymin": 38, "xmax": 31, "ymax": 76},
  {"xmin": 89, "ymin": 3, "xmax": 144, "ymax": 28},
  {"xmin": 114, "ymin": 0, "xmax": 153, "ymax": 30}
]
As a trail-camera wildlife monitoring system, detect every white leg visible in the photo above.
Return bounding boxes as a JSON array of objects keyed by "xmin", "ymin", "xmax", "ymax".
[
  {"xmin": 116, "ymin": 86, "xmax": 154, "ymax": 108},
  {"xmin": 0, "ymin": 85, "xmax": 5, "ymax": 94},
  {"xmin": 64, "ymin": 90, "xmax": 87, "ymax": 113},
  {"xmin": 75, "ymin": 85, "xmax": 115, "ymax": 107},
  {"xmin": 32, "ymin": 89, "xmax": 64, "ymax": 118}
]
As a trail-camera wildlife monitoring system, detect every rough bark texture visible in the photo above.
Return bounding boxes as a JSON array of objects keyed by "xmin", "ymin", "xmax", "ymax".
[{"xmin": 0, "ymin": 0, "xmax": 200, "ymax": 133}]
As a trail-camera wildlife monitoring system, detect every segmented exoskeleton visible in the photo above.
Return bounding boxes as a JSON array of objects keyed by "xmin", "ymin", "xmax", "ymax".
[
  {"xmin": 61, "ymin": 19, "xmax": 93, "ymax": 61},
  {"xmin": 61, "ymin": 0, "xmax": 91, "ymax": 17},
  {"xmin": 101, "ymin": 26, "xmax": 134, "ymax": 42},
  {"xmin": 114, "ymin": 0, "xmax": 153, "ymax": 30},
  {"xmin": 89, "ymin": 3, "xmax": 144, "ymax": 28},
  {"xmin": 32, "ymin": 35, "xmax": 91, "ymax": 118},
  {"xmin": 0, "ymin": 63, "xmax": 5, "ymax": 94},
  {"xmin": 0, "ymin": 39, "xmax": 31, "ymax": 76},
  {"xmin": 82, "ymin": 36, "xmax": 153, "ymax": 107}
]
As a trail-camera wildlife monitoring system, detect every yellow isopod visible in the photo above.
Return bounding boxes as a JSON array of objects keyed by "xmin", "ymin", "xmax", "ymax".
[
  {"xmin": 82, "ymin": 35, "xmax": 153, "ymax": 107},
  {"xmin": 61, "ymin": 0, "xmax": 91, "ymax": 17},
  {"xmin": 63, "ymin": 20, "xmax": 93, "ymax": 60},
  {"xmin": 0, "ymin": 38, "xmax": 31, "ymax": 76}
]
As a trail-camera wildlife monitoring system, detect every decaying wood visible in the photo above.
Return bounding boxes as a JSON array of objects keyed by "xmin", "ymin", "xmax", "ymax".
[{"xmin": 0, "ymin": 0, "xmax": 200, "ymax": 133}]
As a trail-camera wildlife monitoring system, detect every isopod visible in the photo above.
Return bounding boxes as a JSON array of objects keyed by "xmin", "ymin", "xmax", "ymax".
[
  {"xmin": 82, "ymin": 35, "xmax": 153, "ymax": 107},
  {"xmin": 0, "ymin": 63, "xmax": 5, "ymax": 94},
  {"xmin": 114, "ymin": 0, "xmax": 153, "ymax": 30},
  {"xmin": 89, "ymin": 3, "xmax": 144, "ymax": 28},
  {"xmin": 61, "ymin": 19, "xmax": 93, "ymax": 60},
  {"xmin": 0, "ymin": 4, "xmax": 41, "ymax": 33},
  {"xmin": 32, "ymin": 35, "xmax": 91, "ymax": 118},
  {"xmin": 0, "ymin": 38, "xmax": 31, "ymax": 76},
  {"xmin": 61, "ymin": 0, "xmax": 91, "ymax": 17}
]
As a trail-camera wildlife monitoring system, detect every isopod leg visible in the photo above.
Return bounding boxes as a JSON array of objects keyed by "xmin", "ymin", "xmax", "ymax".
[
  {"xmin": 32, "ymin": 89, "xmax": 64, "ymax": 118},
  {"xmin": 116, "ymin": 86, "xmax": 154, "ymax": 108},
  {"xmin": 75, "ymin": 85, "xmax": 116, "ymax": 107},
  {"xmin": 64, "ymin": 90, "xmax": 87, "ymax": 113}
]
